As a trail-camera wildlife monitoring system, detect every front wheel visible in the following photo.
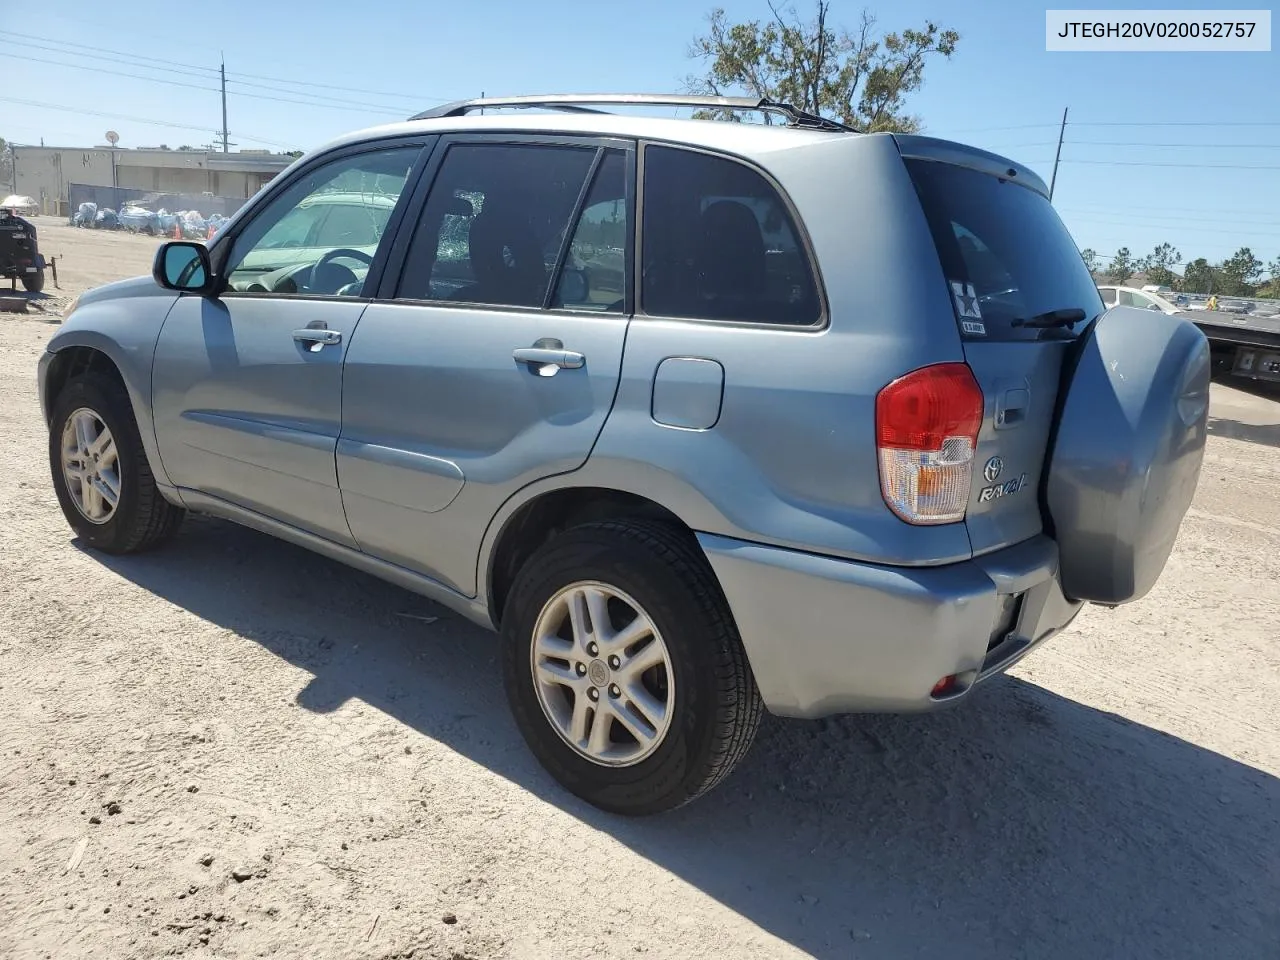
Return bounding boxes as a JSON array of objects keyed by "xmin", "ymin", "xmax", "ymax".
[
  {"xmin": 48, "ymin": 372, "xmax": 184, "ymax": 553},
  {"xmin": 500, "ymin": 519, "xmax": 763, "ymax": 815}
]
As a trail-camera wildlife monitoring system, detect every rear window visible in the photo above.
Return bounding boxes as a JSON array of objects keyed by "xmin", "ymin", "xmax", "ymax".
[{"xmin": 905, "ymin": 158, "xmax": 1103, "ymax": 341}]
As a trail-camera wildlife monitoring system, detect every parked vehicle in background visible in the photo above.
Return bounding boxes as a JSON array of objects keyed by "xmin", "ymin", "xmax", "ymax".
[
  {"xmin": 1096, "ymin": 285, "xmax": 1181, "ymax": 315},
  {"xmin": 37, "ymin": 94, "xmax": 1212, "ymax": 815},
  {"xmin": 0, "ymin": 206, "xmax": 47, "ymax": 292}
]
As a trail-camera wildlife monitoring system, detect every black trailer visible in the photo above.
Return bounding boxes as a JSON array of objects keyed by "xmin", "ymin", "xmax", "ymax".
[
  {"xmin": 1192, "ymin": 311, "xmax": 1280, "ymax": 383},
  {"xmin": 0, "ymin": 208, "xmax": 47, "ymax": 293}
]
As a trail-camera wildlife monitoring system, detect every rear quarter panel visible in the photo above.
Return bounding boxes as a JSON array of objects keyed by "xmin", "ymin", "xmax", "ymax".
[{"xmin": 579, "ymin": 134, "xmax": 975, "ymax": 566}]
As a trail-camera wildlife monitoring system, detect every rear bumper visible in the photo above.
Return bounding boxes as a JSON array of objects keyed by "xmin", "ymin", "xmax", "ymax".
[{"xmin": 698, "ymin": 533, "xmax": 1083, "ymax": 718}]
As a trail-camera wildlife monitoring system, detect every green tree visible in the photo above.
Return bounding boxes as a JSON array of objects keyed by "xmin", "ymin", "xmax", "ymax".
[
  {"xmin": 1182, "ymin": 258, "xmax": 1215, "ymax": 294},
  {"xmin": 1106, "ymin": 247, "xmax": 1136, "ymax": 285},
  {"xmin": 1217, "ymin": 246, "xmax": 1262, "ymax": 296},
  {"xmin": 1080, "ymin": 247, "xmax": 1100, "ymax": 274},
  {"xmin": 1261, "ymin": 254, "xmax": 1280, "ymax": 297},
  {"xmin": 1141, "ymin": 242, "xmax": 1182, "ymax": 288},
  {"xmin": 687, "ymin": 2, "xmax": 959, "ymax": 132}
]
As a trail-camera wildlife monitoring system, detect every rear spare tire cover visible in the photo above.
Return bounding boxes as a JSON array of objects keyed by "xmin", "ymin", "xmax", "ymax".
[{"xmin": 1045, "ymin": 306, "xmax": 1210, "ymax": 605}]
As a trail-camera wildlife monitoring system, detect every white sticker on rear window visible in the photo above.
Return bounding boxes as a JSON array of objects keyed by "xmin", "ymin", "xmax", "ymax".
[
  {"xmin": 951, "ymin": 280, "xmax": 983, "ymax": 320},
  {"xmin": 962, "ymin": 319, "xmax": 987, "ymax": 336}
]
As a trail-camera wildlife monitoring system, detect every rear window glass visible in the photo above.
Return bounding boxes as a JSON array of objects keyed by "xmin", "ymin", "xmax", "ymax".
[{"xmin": 905, "ymin": 158, "xmax": 1103, "ymax": 341}]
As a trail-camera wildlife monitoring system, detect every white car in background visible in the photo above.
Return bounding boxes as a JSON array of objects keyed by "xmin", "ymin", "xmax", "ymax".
[{"xmin": 1096, "ymin": 285, "xmax": 1183, "ymax": 315}]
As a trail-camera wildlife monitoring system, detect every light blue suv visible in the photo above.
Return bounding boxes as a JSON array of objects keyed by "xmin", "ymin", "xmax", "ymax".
[{"xmin": 38, "ymin": 95, "xmax": 1211, "ymax": 815}]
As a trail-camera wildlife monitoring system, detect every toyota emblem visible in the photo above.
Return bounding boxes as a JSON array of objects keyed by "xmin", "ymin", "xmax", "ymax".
[{"xmin": 983, "ymin": 456, "xmax": 1004, "ymax": 483}]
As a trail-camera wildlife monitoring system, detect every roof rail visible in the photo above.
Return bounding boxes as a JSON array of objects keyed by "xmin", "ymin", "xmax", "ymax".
[{"xmin": 408, "ymin": 94, "xmax": 856, "ymax": 133}]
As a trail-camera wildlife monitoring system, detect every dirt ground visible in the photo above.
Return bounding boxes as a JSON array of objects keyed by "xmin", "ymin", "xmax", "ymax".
[{"xmin": 1, "ymin": 221, "xmax": 1278, "ymax": 960}]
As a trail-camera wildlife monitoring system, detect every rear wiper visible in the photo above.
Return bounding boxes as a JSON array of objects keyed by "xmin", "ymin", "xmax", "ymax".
[{"xmin": 1010, "ymin": 308, "xmax": 1087, "ymax": 329}]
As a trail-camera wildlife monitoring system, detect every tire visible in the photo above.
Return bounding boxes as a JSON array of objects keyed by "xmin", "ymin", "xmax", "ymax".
[
  {"xmin": 500, "ymin": 519, "xmax": 763, "ymax": 815},
  {"xmin": 48, "ymin": 372, "xmax": 184, "ymax": 554},
  {"xmin": 22, "ymin": 269, "xmax": 44, "ymax": 293}
]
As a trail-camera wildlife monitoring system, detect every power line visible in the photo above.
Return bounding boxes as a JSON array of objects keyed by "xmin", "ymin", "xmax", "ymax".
[
  {"xmin": 1067, "ymin": 139, "xmax": 1280, "ymax": 149},
  {"xmin": 1058, "ymin": 207, "xmax": 1280, "ymax": 228},
  {"xmin": 0, "ymin": 96, "xmax": 300, "ymax": 149},
  {"xmin": 947, "ymin": 123, "xmax": 1060, "ymax": 134},
  {"xmin": 1073, "ymin": 120, "xmax": 1280, "ymax": 128},
  {"xmin": 10, "ymin": 33, "xmax": 427, "ymax": 112},
  {"xmin": 4, "ymin": 31, "xmax": 456, "ymax": 108},
  {"xmin": 1064, "ymin": 216, "xmax": 1280, "ymax": 239},
  {"xmin": 7, "ymin": 52, "xmax": 411, "ymax": 117},
  {"xmin": 1062, "ymin": 199, "xmax": 1280, "ymax": 218},
  {"xmin": 1061, "ymin": 158, "xmax": 1280, "ymax": 171},
  {"xmin": 13, "ymin": 36, "xmax": 223, "ymax": 81},
  {"xmin": 7, "ymin": 53, "xmax": 220, "ymax": 93}
]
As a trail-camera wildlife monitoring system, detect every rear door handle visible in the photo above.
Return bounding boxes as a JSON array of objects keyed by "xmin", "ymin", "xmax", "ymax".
[
  {"xmin": 513, "ymin": 347, "xmax": 585, "ymax": 373},
  {"xmin": 293, "ymin": 328, "xmax": 342, "ymax": 352}
]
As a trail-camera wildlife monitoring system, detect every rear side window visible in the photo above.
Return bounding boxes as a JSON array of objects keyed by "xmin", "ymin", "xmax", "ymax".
[
  {"xmin": 641, "ymin": 145, "xmax": 820, "ymax": 326},
  {"xmin": 1100, "ymin": 287, "xmax": 1117, "ymax": 306},
  {"xmin": 905, "ymin": 159, "xmax": 1103, "ymax": 341}
]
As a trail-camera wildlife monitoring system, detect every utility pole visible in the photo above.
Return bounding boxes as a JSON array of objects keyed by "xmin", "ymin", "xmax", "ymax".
[
  {"xmin": 220, "ymin": 57, "xmax": 229, "ymax": 153},
  {"xmin": 1049, "ymin": 106, "xmax": 1068, "ymax": 202}
]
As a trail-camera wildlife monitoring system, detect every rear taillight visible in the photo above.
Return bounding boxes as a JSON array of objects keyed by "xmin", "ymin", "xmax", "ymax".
[{"xmin": 876, "ymin": 362, "xmax": 984, "ymax": 525}]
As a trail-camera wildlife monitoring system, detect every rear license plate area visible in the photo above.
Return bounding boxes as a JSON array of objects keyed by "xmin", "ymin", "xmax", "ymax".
[{"xmin": 987, "ymin": 592, "xmax": 1024, "ymax": 652}]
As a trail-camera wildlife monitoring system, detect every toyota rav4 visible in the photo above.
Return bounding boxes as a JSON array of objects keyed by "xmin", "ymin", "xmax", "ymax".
[{"xmin": 38, "ymin": 94, "xmax": 1210, "ymax": 815}]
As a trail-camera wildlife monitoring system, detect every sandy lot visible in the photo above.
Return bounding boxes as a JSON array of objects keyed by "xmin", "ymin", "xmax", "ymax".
[{"xmin": 1, "ymin": 223, "xmax": 1278, "ymax": 960}]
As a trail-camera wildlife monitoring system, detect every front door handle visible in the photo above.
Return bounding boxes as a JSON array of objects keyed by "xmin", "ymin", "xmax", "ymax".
[
  {"xmin": 513, "ymin": 346, "xmax": 585, "ymax": 375},
  {"xmin": 293, "ymin": 327, "xmax": 343, "ymax": 352}
]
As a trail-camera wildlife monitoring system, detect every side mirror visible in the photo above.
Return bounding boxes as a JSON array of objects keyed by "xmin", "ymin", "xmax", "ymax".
[
  {"xmin": 556, "ymin": 267, "xmax": 589, "ymax": 305},
  {"xmin": 153, "ymin": 241, "xmax": 213, "ymax": 293}
]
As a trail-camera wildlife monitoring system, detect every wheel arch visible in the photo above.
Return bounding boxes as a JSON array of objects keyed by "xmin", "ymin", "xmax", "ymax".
[
  {"xmin": 41, "ymin": 327, "xmax": 175, "ymax": 491},
  {"xmin": 482, "ymin": 483, "xmax": 700, "ymax": 629}
]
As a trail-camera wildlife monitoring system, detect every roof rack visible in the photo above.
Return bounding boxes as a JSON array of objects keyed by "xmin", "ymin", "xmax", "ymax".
[{"xmin": 408, "ymin": 94, "xmax": 856, "ymax": 133}]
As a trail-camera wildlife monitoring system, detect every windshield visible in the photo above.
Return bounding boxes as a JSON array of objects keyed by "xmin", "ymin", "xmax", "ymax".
[{"xmin": 905, "ymin": 158, "xmax": 1103, "ymax": 341}]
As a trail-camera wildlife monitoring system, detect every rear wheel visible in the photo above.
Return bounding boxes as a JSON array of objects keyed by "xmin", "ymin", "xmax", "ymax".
[
  {"xmin": 22, "ymin": 269, "xmax": 44, "ymax": 293},
  {"xmin": 48, "ymin": 372, "xmax": 184, "ymax": 554},
  {"xmin": 500, "ymin": 519, "xmax": 762, "ymax": 815}
]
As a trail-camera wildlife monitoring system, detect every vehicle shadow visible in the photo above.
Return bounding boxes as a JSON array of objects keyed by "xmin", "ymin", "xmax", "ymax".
[
  {"xmin": 1207, "ymin": 416, "xmax": 1280, "ymax": 449},
  {"xmin": 85, "ymin": 518, "xmax": 1280, "ymax": 960}
]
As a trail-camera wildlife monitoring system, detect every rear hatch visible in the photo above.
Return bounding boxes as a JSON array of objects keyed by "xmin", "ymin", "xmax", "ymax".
[
  {"xmin": 903, "ymin": 152, "xmax": 1104, "ymax": 556},
  {"xmin": 902, "ymin": 146, "xmax": 1210, "ymax": 605}
]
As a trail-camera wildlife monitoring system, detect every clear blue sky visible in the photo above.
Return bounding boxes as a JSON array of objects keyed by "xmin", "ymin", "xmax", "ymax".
[{"xmin": 2, "ymin": 0, "xmax": 1277, "ymax": 267}]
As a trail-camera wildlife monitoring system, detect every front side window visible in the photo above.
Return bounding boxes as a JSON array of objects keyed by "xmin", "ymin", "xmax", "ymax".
[
  {"xmin": 224, "ymin": 146, "xmax": 419, "ymax": 297},
  {"xmin": 397, "ymin": 142, "xmax": 600, "ymax": 308},
  {"xmin": 640, "ymin": 145, "xmax": 820, "ymax": 326}
]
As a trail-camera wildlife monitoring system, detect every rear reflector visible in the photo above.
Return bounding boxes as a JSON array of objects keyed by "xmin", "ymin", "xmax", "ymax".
[
  {"xmin": 931, "ymin": 675, "xmax": 959, "ymax": 698},
  {"xmin": 876, "ymin": 362, "xmax": 983, "ymax": 525}
]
